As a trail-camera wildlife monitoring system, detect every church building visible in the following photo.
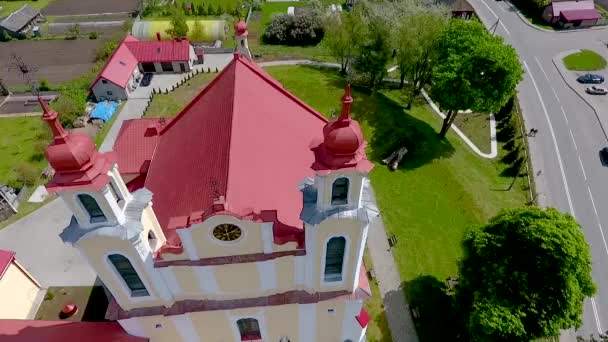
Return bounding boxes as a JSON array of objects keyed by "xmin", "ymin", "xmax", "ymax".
[{"xmin": 39, "ymin": 33, "xmax": 374, "ymax": 341}]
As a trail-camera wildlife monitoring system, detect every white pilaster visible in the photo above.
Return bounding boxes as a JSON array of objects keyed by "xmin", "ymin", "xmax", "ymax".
[
  {"xmin": 294, "ymin": 255, "xmax": 306, "ymax": 287},
  {"xmin": 304, "ymin": 224, "xmax": 317, "ymax": 288},
  {"xmin": 352, "ymin": 224, "xmax": 369, "ymax": 292},
  {"xmin": 118, "ymin": 317, "xmax": 146, "ymax": 337},
  {"xmin": 177, "ymin": 228, "xmax": 200, "ymax": 260},
  {"xmin": 159, "ymin": 267, "xmax": 182, "ymax": 296},
  {"xmin": 195, "ymin": 266, "xmax": 219, "ymax": 295},
  {"xmin": 257, "ymin": 260, "xmax": 277, "ymax": 291},
  {"xmin": 171, "ymin": 314, "xmax": 200, "ymax": 342},
  {"xmin": 261, "ymin": 222, "xmax": 274, "ymax": 254},
  {"xmin": 299, "ymin": 303, "xmax": 317, "ymax": 342},
  {"xmin": 341, "ymin": 300, "xmax": 363, "ymax": 341},
  {"xmin": 135, "ymin": 238, "xmax": 173, "ymax": 302}
]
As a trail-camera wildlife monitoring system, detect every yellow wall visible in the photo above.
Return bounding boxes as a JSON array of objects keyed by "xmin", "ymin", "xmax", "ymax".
[
  {"xmin": 263, "ymin": 304, "xmax": 299, "ymax": 341},
  {"xmin": 214, "ymin": 262, "xmax": 261, "ymax": 295},
  {"xmin": 172, "ymin": 266, "xmax": 200, "ymax": 299},
  {"xmin": 190, "ymin": 310, "xmax": 234, "ymax": 341},
  {"xmin": 137, "ymin": 315, "xmax": 180, "ymax": 342},
  {"xmin": 77, "ymin": 236, "xmax": 165, "ymax": 310},
  {"xmin": 189, "ymin": 214, "xmax": 264, "ymax": 259},
  {"xmin": 316, "ymin": 300, "xmax": 347, "ymax": 342},
  {"xmin": 276, "ymin": 256, "xmax": 295, "ymax": 292},
  {"xmin": 142, "ymin": 206, "xmax": 167, "ymax": 253},
  {"xmin": 0, "ymin": 263, "xmax": 40, "ymax": 319}
]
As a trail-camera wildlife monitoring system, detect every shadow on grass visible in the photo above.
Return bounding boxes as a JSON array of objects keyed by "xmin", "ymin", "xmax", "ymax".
[
  {"xmin": 321, "ymin": 74, "xmax": 456, "ymax": 170},
  {"xmin": 81, "ymin": 281, "xmax": 110, "ymax": 322},
  {"xmin": 403, "ymin": 275, "xmax": 461, "ymax": 342}
]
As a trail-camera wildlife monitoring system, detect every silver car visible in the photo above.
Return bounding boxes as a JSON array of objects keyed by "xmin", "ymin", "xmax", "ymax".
[{"xmin": 586, "ymin": 86, "xmax": 608, "ymax": 95}]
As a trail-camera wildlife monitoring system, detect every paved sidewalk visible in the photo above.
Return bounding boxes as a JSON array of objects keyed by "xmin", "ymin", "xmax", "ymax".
[
  {"xmin": 363, "ymin": 179, "xmax": 419, "ymax": 342},
  {"xmin": 99, "ymin": 99, "xmax": 149, "ymax": 152}
]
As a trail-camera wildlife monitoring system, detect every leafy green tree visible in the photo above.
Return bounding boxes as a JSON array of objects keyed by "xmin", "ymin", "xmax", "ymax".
[
  {"xmin": 395, "ymin": 8, "xmax": 447, "ymax": 107},
  {"xmin": 166, "ymin": 7, "xmax": 189, "ymax": 38},
  {"xmin": 207, "ymin": 3, "xmax": 213, "ymax": 16},
  {"xmin": 457, "ymin": 207, "xmax": 596, "ymax": 341},
  {"xmin": 354, "ymin": 21, "xmax": 392, "ymax": 88},
  {"xmin": 198, "ymin": 4, "xmax": 206, "ymax": 15},
  {"xmin": 431, "ymin": 19, "xmax": 522, "ymax": 138},
  {"xmin": 190, "ymin": 20, "xmax": 205, "ymax": 41},
  {"xmin": 323, "ymin": 12, "xmax": 364, "ymax": 74}
]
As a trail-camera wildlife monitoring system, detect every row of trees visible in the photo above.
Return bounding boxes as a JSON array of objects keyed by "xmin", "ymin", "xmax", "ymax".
[{"xmin": 323, "ymin": 0, "xmax": 522, "ymax": 138}]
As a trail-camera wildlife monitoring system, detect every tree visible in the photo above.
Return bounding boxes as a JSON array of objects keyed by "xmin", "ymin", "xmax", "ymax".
[
  {"xmin": 457, "ymin": 207, "xmax": 595, "ymax": 341},
  {"xmin": 198, "ymin": 4, "xmax": 206, "ymax": 16},
  {"xmin": 395, "ymin": 8, "xmax": 447, "ymax": 107},
  {"xmin": 190, "ymin": 20, "xmax": 205, "ymax": 41},
  {"xmin": 165, "ymin": 7, "xmax": 189, "ymax": 38},
  {"xmin": 431, "ymin": 19, "xmax": 522, "ymax": 138},
  {"xmin": 354, "ymin": 20, "xmax": 392, "ymax": 88},
  {"xmin": 323, "ymin": 11, "xmax": 364, "ymax": 74}
]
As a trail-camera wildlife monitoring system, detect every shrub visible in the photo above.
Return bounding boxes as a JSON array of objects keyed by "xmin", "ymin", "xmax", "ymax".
[
  {"xmin": 38, "ymin": 79, "xmax": 50, "ymax": 91},
  {"xmin": 89, "ymin": 31, "xmax": 98, "ymax": 39},
  {"xmin": 198, "ymin": 4, "xmax": 207, "ymax": 15},
  {"xmin": 12, "ymin": 162, "xmax": 39, "ymax": 187},
  {"xmin": 51, "ymin": 93, "xmax": 85, "ymax": 128},
  {"xmin": 0, "ymin": 30, "xmax": 11, "ymax": 42},
  {"xmin": 95, "ymin": 39, "xmax": 119, "ymax": 62},
  {"xmin": 263, "ymin": 12, "xmax": 324, "ymax": 46}
]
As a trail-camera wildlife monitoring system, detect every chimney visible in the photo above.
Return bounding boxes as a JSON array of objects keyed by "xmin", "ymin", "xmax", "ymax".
[{"xmin": 156, "ymin": 32, "xmax": 161, "ymax": 41}]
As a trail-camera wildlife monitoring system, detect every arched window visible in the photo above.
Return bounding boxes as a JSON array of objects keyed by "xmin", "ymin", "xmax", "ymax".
[
  {"xmin": 324, "ymin": 237, "xmax": 346, "ymax": 282},
  {"xmin": 108, "ymin": 254, "xmax": 149, "ymax": 297},
  {"xmin": 77, "ymin": 194, "xmax": 106, "ymax": 223},
  {"xmin": 237, "ymin": 318, "xmax": 261, "ymax": 341},
  {"xmin": 331, "ymin": 178, "xmax": 349, "ymax": 205}
]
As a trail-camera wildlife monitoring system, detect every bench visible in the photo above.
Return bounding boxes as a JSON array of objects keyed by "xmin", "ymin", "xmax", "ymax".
[
  {"xmin": 388, "ymin": 234, "xmax": 398, "ymax": 248},
  {"xmin": 367, "ymin": 269, "xmax": 376, "ymax": 280}
]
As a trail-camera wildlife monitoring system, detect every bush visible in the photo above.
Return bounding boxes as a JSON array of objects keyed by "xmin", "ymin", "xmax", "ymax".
[
  {"xmin": 0, "ymin": 30, "xmax": 11, "ymax": 42},
  {"xmin": 38, "ymin": 79, "xmax": 50, "ymax": 91},
  {"xmin": 51, "ymin": 93, "xmax": 85, "ymax": 128},
  {"xmin": 95, "ymin": 39, "xmax": 119, "ymax": 62},
  {"xmin": 263, "ymin": 12, "xmax": 324, "ymax": 46},
  {"xmin": 89, "ymin": 31, "xmax": 98, "ymax": 39},
  {"xmin": 12, "ymin": 162, "xmax": 39, "ymax": 187}
]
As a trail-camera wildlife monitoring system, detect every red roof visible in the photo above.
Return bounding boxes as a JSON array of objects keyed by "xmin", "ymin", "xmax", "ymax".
[
  {"xmin": 560, "ymin": 9, "xmax": 601, "ymax": 21},
  {"xmin": 114, "ymin": 54, "xmax": 328, "ymax": 246},
  {"xmin": 356, "ymin": 308, "xmax": 370, "ymax": 328},
  {"xmin": 0, "ymin": 250, "xmax": 15, "ymax": 279},
  {"xmin": 114, "ymin": 118, "xmax": 170, "ymax": 175},
  {"xmin": 90, "ymin": 36, "xmax": 139, "ymax": 90},
  {"xmin": 0, "ymin": 320, "xmax": 146, "ymax": 342},
  {"xmin": 124, "ymin": 39, "xmax": 191, "ymax": 63}
]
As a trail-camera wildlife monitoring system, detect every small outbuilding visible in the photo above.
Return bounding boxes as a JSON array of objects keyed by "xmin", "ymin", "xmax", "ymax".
[
  {"xmin": 0, "ymin": 250, "xmax": 42, "ymax": 319},
  {"xmin": 0, "ymin": 5, "xmax": 43, "ymax": 38},
  {"xmin": 542, "ymin": 0, "xmax": 601, "ymax": 28},
  {"xmin": 438, "ymin": 0, "xmax": 476, "ymax": 19}
]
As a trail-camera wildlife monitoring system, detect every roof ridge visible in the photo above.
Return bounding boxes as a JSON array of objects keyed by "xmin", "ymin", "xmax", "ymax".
[
  {"xmin": 236, "ymin": 56, "xmax": 328, "ymax": 124},
  {"xmin": 223, "ymin": 58, "xmax": 241, "ymax": 206},
  {"xmin": 88, "ymin": 35, "xmax": 136, "ymax": 91}
]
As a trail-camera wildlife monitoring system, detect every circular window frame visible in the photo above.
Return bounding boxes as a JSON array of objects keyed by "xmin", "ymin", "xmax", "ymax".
[{"xmin": 210, "ymin": 223, "xmax": 244, "ymax": 244}]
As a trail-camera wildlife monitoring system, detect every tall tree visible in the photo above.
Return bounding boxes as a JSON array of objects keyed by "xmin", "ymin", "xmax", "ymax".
[
  {"xmin": 190, "ymin": 20, "xmax": 205, "ymax": 41},
  {"xmin": 355, "ymin": 20, "xmax": 392, "ymax": 88},
  {"xmin": 395, "ymin": 8, "xmax": 447, "ymax": 107},
  {"xmin": 166, "ymin": 7, "xmax": 189, "ymax": 38},
  {"xmin": 431, "ymin": 19, "xmax": 522, "ymax": 138},
  {"xmin": 457, "ymin": 207, "xmax": 595, "ymax": 341},
  {"xmin": 323, "ymin": 11, "xmax": 363, "ymax": 74}
]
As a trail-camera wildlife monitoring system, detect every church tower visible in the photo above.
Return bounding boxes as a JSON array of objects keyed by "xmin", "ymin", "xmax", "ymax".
[{"xmin": 234, "ymin": 19, "xmax": 252, "ymax": 59}]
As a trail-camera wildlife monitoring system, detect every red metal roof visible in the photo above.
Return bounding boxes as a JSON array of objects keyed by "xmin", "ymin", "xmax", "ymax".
[
  {"xmin": 127, "ymin": 54, "xmax": 327, "ymax": 245},
  {"xmin": 0, "ymin": 320, "xmax": 146, "ymax": 342},
  {"xmin": 560, "ymin": 8, "xmax": 601, "ymax": 21},
  {"xmin": 124, "ymin": 39, "xmax": 191, "ymax": 63},
  {"xmin": 0, "ymin": 250, "xmax": 15, "ymax": 279},
  {"xmin": 113, "ymin": 118, "xmax": 170, "ymax": 175},
  {"xmin": 356, "ymin": 307, "xmax": 370, "ymax": 328},
  {"xmin": 90, "ymin": 36, "xmax": 139, "ymax": 90}
]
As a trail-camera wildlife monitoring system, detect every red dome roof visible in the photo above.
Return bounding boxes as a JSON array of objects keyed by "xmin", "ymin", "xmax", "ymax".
[
  {"xmin": 322, "ymin": 84, "xmax": 363, "ymax": 155},
  {"xmin": 235, "ymin": 20, "xmax": 248, "ymax": 36},
  {"xmin": 45, "ymin": 133, "xmax": 99, "ymax": 172}
]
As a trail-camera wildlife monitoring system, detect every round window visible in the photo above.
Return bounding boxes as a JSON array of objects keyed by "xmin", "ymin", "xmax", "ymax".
[{"xmin": 212, "ymin": 224, "xmax": 242, "ymax": 242}]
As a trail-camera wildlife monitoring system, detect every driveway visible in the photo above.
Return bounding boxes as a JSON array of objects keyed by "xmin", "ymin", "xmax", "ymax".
[{"xmin": 0, "ymin": 200, "xmax": 96, "ymax": 287}]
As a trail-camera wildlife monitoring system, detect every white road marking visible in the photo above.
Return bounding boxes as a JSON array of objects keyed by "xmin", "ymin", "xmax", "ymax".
[
  {"xmin": 479, "ymin": 0, "xmax": 511, "ymax": 35},
  {"xmin": 578, "ymin": 155, "xmax": 587, "ymax": 180},
  {"xmin": 569, "ymin": 130, "xmax": 578, "ymax": 151},
  {"xmin": 523, "ymin": 60, "xmax": 575, "ymax": 216},
  {"xmin": 592, "ymin": 298, "xmax": 604, "ymax": 334},
  {"xmin": 499, "ymin": 20, "xmax": 511, "ymax": 36},
  {"xmin": 480, "ymin": 0, "xmax": 499, "ymax": 19},
  {"xmin": 535, "ymin": 57, "xmax": 559, "ymax": 102},
  {"xmin": 561, "ymin": 106, "xmax": 569, "ymax": 124}
]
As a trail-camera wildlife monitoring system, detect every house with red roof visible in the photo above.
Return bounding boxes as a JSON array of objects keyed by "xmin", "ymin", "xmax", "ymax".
[
  {"xmin": 0, "ymin": 250, "xmax": 42, "ymax": 320},
  {"xmin": 34, "ymin": 20, "xmax": 373, "ymax": 340},
  {"xmin": 542, "ymin": 0, "xmax": 602, "ymax": 28},
  {"xmin": 90, "ymin": 35, "xmax": 197, "ymax": 101}
]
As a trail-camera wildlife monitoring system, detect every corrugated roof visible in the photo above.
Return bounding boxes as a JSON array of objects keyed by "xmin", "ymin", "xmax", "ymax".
[
  {"xmin": 0, "ymin": 5, "xmax": 40, "ymax": 33},
  {"xmin": 0, "ymin": 250, "xmax": 15, "ymax": 279},
  {"xmin": 130, "ymin": 54, "xmax": 327, "ymax": 245},
  {"xmin": 89, "ymin": 36, "xmax": 139, "ymax": 90},
  {"xmin": 560, "ymin": 8, "xmax": 601, "ymax": 20},
  {"xmin": 552, "ymin": 0, "xmax": 595, "ymax": 13},
  {"xmin": 124, "ymin": 39, "xmax": 191, "ymax": 63},
  {"xmin": 0, "ymin": 320, "xmax": 147, "ymax": 342},
  {"xmin": 113, "ymin": 118, "xmax": 170, "ymax": 174}
]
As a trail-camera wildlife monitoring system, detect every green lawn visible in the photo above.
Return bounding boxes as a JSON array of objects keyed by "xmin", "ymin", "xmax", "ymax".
[
  {"xmin": 0, "ymin": 117, "xmax": 49, "ymax": 185},
  {"xmin": 265, "ymin": 65, "xmax": 529, "ymax": 340},
  {"xmin": 453, "ymin": 112, "xmax": 491, "ymax": 154},
  {"xmin": 364, "ymin": 252, "xmax": 392, "ymax": 342},
  {"xmin": 144, "ymin": 72, "xmax": 216, "ymax": 118},
  {"xmin": 563, "ymin": 50, "xmax": 608, "ymax": 71},
  {"xmin": 36, "ymin": 286, "xmax": 109, "ymax": 321},
  {"xmin": 0, "ymin": 0, "xmax": 51, "ymax": 17}
]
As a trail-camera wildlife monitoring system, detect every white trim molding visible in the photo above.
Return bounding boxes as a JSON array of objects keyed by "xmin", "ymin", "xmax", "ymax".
[
  {"xmin": 195, "ymin": 266, "xmax": 219, "ymax": 295},
  {"xmin": 257, "ymin": 260, "xmax": 277, "ymax": 291},
  {"xmin": 261, "ymin": 222, "xmax": 274, "ymax": 254},
  {"xmin": 299, "ymin": 304, "xmax": 317, "ymax": 342},
  {"xmin": 304, "ymin": 224, "xmax": 317, "ymax": 289},
  {"xmin": 352, "ymin": 224, "xmax": 369, "ymax": 292},
  {"xmin": 103, "ymin": 250, "xmax": 157, "ymax": 304},
  {"xmin": 177, "ymin": 228, "xmax": 200, "ymax": 260},
  {"xmin": 341, "ymin": 300, "xmax": 363, "ymax": 341},
  {"xmin": 319, "ymin": 235, "xmax": 351, "ymax": 289},
  {"xmin": 159, "ymin": 267, "xmax": 182, "ymax": 296},
  {"xmin": 171, "ymin": 314, "xmax": 200, "ymax": 342},
  {"xmin": 294, "ymin": 255, "xmax": 306, "ymax": 287}
]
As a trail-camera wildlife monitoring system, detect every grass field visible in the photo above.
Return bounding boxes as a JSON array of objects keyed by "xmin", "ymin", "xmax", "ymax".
[
  {"xmin": 36, "ymin": 286, "xmax": 108, "ymax": 321},
  {"xmin": 266, "ymin": 65, "xmax": 528, "ymax": 340},
  {"xmin": 0, "ymin": 117, "xmax": 49, "ymax": 186},
  {"xmin": 563, "ymin": 49, "xmax": 608, "ymax": 71},
  {"xmin": 0, "ymin": 0, "xmax": 51, "ymax": 17},
  {"xmin": 144, "ymin": 72, "xmax": 216, "ymax": 118},
  {"xmin": 453, "ymin": 112, "xmax": 491, "ymax": 154}
]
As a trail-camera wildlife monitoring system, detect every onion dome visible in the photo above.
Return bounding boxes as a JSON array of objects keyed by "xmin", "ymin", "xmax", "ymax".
[
  {"xmin": 322, "ymin": 84, "xmax": 364, "ymax": 155},
  {"xmin": 39, "ymin": 97, "xmax": 116, "ymax": 192},
  {"xmin": 235, "ymin": 20, "xmax": 248, "ymax": 36}
]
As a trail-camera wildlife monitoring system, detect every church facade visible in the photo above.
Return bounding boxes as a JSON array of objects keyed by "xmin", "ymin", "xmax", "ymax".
[{"xmin": 41, "ymin": 33, "xmax": 374, "ymax": 341}]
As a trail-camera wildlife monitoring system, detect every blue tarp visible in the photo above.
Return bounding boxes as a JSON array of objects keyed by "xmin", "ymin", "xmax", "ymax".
[{"xmin": 90, "ymin": 101, "xmax": 119, "ymax": 122}]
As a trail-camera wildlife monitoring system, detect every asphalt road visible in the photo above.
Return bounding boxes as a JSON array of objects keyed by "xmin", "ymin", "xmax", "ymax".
[{"xmin": 468, "ymin": 0, "xmax": 608, "ymax": 338}]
